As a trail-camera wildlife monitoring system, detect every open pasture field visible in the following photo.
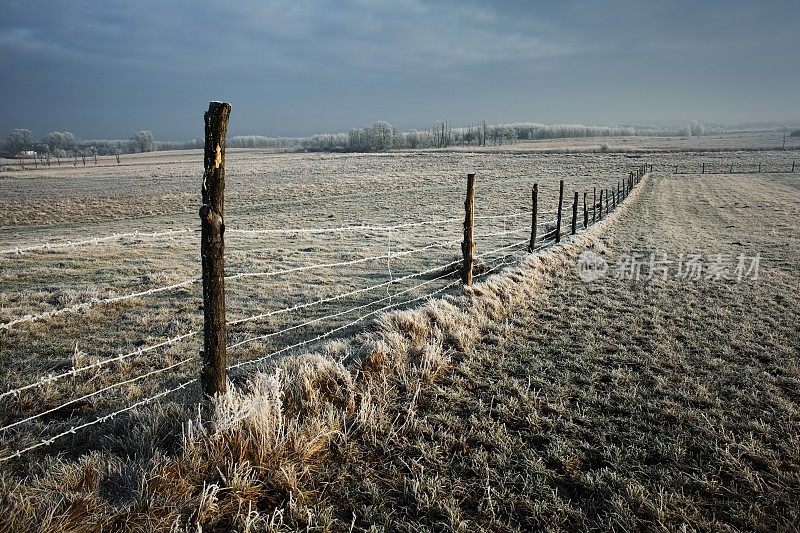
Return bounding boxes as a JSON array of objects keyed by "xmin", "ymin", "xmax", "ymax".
[
  {"xmin": 0, "ymin": 137, "xmax": 797, "ymax": 518},
  {"xmin": 1, "ymin": 146, "xmax": 650, "ymax": 465}
]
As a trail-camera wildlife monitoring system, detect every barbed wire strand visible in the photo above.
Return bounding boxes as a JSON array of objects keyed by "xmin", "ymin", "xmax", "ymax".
[
  {"xmin": 226, "ymin": 238, "xmax": 462, "ymax": 281},
  {"xmin": 227, "ymin": 216, "xmax": 463, "ymax": 235},
  {"xmin": 0, "ymin": 358, "xmax": 193, "ymax": 433},
  {"xmin": 227, "ymin": 261, "xmax": 468, "ymax": 353},
  {"xmin": 0, "ymin": 377, "xmax": 196, "ymax": 463},
  {"xmin": 0, "ymin": 331, "xmax": 200, "ymax": 400},
  {"xmin": 0, "ymin": 278, "xmax": 199, "ymax": 331},
  {"xmin": 231, "ymin": 238, "xmax": 531, "ymax": 360},
  {"xmin": 229, "ymin": 269, "xmax": 462, "ymax": 370},
  {"xmin": 0, "ymin": 229, "xmax": 194, "ymax": 256},
  {"xmin": 228, "ymin": 257, "xmax": 464, "ymax": 327}
]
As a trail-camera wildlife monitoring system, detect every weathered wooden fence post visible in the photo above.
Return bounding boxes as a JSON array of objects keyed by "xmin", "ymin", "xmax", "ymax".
[
  {"xmin": 461, "ymin": 173, "xmax": 476, "ymax": 285},
  {"xmin": 592, "ymin": 187, "xmax": 597, "ymax": 223},
  {"xmin": 792, "ymin": 161, "xmax": 796, "ymax": 173},
  {"xmin": 702, "ymin": 162, "xmax": 705, "ymax": 174},
  {"xmin": 200, "ymin": 101, "xmax": 231, "ymax": 398},
  {"xmin": 555, "ymin": 180, "xmax": 564, "ymax": 243},
  {"xmin": 583, "ymin": 192, "xmax": 588, "ymax": 228},
  {"xmin": 571, "ymin": 191, "xmax": 578, "ymax": 235},
  {"xmin": 528, "ymin": 183, "xmax": 538, "ymax": 252}
]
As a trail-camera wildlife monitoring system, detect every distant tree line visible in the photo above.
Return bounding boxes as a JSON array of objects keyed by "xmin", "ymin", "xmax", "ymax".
[
  {"xmin": 1, "ymin": 129, "xmax": 157, "ymax": 162},
  {"xmin": 5, "ymin": 120, "xmax": 792, "ymax": 160},
  {"xmin": 214, "ymin": 120, "xmax": 721, "ymax": 153}
]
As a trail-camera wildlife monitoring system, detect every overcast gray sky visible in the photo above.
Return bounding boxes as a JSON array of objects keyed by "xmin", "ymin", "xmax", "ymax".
[{"xmin": 1, "ymin": 0, "xmax": 797, "ymax": 139}]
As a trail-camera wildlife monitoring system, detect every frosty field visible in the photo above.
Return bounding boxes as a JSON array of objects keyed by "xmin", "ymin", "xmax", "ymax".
[
  {"xmin": 0, "ymin": 135, "xmax": 798, "ymax": 530},
  {"xmin": 0, "ymin": 145, "xmax": 646, "ymax": 455}
]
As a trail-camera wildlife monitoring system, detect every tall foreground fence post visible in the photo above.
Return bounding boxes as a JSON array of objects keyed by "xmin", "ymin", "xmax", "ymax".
[
  {"xmin": 461, "ymin": 173, "xmax": 476, "ymax": 285},
  {"xmin": 592, "ymin": 187, "xmax": 597, "ymax": 223},
  {"xmin": 555, "ymin": 179, "xmax": 564, "ymax": 243},
  {"xmin": 200, "ymin": 101, "xmax": 231, "ymax": 398},
  {"xmin": 528, "ymin": 183, "xmax": 538, "ymax": 252}
]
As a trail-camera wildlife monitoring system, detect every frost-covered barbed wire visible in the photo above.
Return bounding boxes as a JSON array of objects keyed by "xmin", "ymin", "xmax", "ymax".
[
  {"xmin": 231, "ymin": 238, "xmax": 535, "ymax": 365},
  {"xmin": 229, "ymin": 268, "xmax": 463, "ymax": 370},
  {"xmin": 476, "ymin": 228, "xmax": 527, "ymax": 239},
  {"xmin": 226, "ymin": 209, "xmax": 550, "ymax": 237},
  {"xmin": 0, "ymin": 278, "xmax": 199, "ymax": 331},
  {"xmin": 228, "ymin": 259, "xmax": 467, "ymax": 350},
  {"xmin": 0, "ymin": 206, "xmax": 594, "ymax": 461},
  {"xmin": 0, "ymin": 377, "xmax": 196, "ymax": 462},
  {"xmin": 0, "ymin": 331, "xmax": 199, "ymax": 400},
  {"xmin": 0, "ymin": 358, "xmax": 193, "ymax": 433},
  {"xmin": 226, "ymin": 238, "xmax": 462, "ymax": 281},
  {"xmin": 1, "ymin": 236, "xmax": 522, "ymax": 395},
  {"xmin": 228, "ymin": 257, "xmax": 464, "ymax": 327},
  {"xmin": 0, "ymin": 229, "xmax": 194, "ymax": 256},
  {"xmin": 227, "ymin": 216, "xmax": 464, "ymax": 236}
]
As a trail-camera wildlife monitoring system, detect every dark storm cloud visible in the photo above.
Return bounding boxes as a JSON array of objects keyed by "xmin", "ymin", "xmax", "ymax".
[{"xmin": 0, "ymin": 0, "xmax": 797, "ymax": 139}]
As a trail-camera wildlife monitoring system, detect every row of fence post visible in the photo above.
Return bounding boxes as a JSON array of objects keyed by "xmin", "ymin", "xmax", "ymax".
[
  {"xmin": 677, "ymin": 161, "xmax": 796, "ymax": 174},
  {"xmin": 459, "ymin": 163, "xmax": 647, "ymax": 286},
  {"xmin": 197, "ymin": 100, "xmax": 648, "ymax": 401}
]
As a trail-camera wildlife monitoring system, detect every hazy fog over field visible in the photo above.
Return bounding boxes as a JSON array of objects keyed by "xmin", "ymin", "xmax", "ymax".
[{"xmin": 0, "ymin": 0, "xmax": 798, "ymax": 139}]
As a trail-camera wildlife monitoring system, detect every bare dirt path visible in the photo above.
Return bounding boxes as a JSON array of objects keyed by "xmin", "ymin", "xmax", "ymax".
[{"xmin": 325, "ymin": 171, "xmax": 800, "ymax": 530}]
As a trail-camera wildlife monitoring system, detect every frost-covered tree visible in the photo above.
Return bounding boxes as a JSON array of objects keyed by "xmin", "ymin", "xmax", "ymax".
[
  {"xmin": 431, "ymin": 121, "xmax": 452, "ymax": 148},
  {"xmin": 131, "ymin": 131, "xmax": 156, "ymax": 152},
  {"xmin": 44, "ymin": 131, "xmax": 76, "ymax": 152},
  {"xmin": 7, "ymin": 129, "xmax": 33, "ymax": 153},
  {"xmin": 689, "ymin": 120, "xmax": 705, "ymax": 136},
  {"xmin": 368, "ymin": 121, "xmax": 397, "ymax": 151}
]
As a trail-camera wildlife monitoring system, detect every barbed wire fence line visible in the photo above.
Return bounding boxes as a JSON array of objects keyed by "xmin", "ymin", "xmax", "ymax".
[{"xmin": 0, "ymin": 102, "xmax": 653, "ymax": 464}]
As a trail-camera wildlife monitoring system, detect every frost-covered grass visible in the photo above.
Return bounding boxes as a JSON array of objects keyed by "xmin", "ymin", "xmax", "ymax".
[
  {"xmin": 0, "ymin": 147, "xmax": 635, "ymax": 469},
  {"xmin": 0, "ymin": 138, "xmax": 798, "ymax": 530}
]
